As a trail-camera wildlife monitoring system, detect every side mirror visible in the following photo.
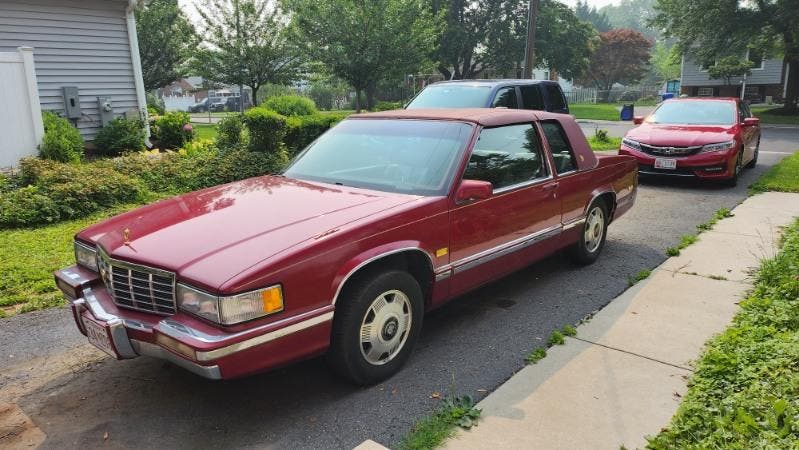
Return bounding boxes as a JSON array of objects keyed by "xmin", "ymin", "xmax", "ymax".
[
  {"xmin": 455, "ymin": 180, "xmax": 493, "ymax": 204},
  {"xmin": 633, "ymin": 116, "xmax": 644, "ymax": 125},
  {"xmin": 743, "ymin": 117, "xmax": 760, "ymax": 127}
]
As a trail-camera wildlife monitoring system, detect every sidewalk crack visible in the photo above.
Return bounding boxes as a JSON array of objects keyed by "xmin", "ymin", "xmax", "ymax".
[{"xmin": 572, "ymin": 337, "xmax": 694, "ymax": 372}]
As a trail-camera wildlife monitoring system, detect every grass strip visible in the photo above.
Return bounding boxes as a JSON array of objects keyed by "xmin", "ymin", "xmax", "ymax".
[{"xmin": 750, "ymin": 151, "xmax": 799, "ymax": 193}]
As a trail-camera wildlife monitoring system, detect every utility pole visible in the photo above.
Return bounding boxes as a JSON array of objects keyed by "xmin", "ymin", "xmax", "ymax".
[
  {"xmin": 521, "ymin": 0, "xmax": 540, "ymax": 79},
  {"xmin": 235, "ymin": 0, "xmax": 245, "ymax": 112}
]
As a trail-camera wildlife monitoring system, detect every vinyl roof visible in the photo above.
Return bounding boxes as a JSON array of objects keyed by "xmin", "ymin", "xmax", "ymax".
[{"xmin": 350, "ymin": 108, "xmax": 571, "ymax": 127}]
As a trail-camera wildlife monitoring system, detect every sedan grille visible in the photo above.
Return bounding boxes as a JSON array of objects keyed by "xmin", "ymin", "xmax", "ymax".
[
  {"xmin": 640, "ymin": 144, "xmax": 702, "ymax": 157},
  {"xmin": 97, "ymin": 248, "xmax": 177, "ymax": 315}
]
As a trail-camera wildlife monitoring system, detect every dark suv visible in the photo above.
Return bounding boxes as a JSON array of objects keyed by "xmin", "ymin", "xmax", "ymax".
[{"xmin": 405, "ymin": 80, "xmax": 569, "ymax": 114}]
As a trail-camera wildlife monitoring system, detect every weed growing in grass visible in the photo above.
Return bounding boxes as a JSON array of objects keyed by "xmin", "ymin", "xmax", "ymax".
[
  {"xmin": 548, "ymin": 331, "xmax": 565, "ymax": 346},
  {"xmin": 562, "ymin": 325, "xmax": 577, "ymax": 337},
  {"xmin": 399, "ymin": 395, "xmax": 482, "ymax": 450},
  {"xmin": 526, "ymin": 347, "xmax": 547, "ymax": 364},
  {"xmin": 628, "ymin": 269, "xmax": 652, "ymax": 286}
]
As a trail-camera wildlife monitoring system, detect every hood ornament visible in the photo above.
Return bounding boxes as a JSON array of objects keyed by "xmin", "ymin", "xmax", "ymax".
[{"xmin": 123, "ymin": 228, "xmax": 131, "ymax": 246}]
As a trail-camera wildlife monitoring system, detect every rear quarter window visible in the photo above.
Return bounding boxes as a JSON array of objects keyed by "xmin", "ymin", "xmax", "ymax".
[
  {"xmin": 545, "ymin": 84, "xmax": 567, "ymax": 111},
  {"xmin": 520, "ymin": 86, "xmax": 545, "ymax": 111}
]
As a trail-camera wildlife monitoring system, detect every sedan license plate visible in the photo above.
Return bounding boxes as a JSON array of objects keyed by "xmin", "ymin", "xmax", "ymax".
[
  {"xmin": 83, "ymin": 316, "xmax": 118, "ymax": 357},
  {"xmin": 654, "ymin": 158, "xmax": 677, "ymax": 170}
]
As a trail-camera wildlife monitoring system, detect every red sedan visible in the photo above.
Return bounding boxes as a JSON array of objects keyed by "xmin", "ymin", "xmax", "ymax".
[
  {"xmin": 619, "ymin": 98, "xmax": 761, "ymax": 186},
  {"xmin": 55, "ymin": 109, "xmax": 637, "ymax": 384}
]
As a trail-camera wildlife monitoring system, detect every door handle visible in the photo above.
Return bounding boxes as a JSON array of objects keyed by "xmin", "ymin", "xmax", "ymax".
[{"xmin": 543, "ymin": 182, "xmax": 559, "ymax": 191}]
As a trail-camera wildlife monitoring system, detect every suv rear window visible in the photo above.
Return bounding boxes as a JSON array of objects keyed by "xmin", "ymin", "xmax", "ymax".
[
  {"xmin": 544, "ymin": 84, "xmax": 566, "ymax": 111},
  {"xmin": 520, "ymin": 85, "xmax": 545, "ymax": 110}
]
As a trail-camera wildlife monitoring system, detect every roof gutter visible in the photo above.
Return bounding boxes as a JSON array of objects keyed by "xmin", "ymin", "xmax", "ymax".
[{"xmin": 126, "ymin": 0, "xmax": 151, "ymax": 147}]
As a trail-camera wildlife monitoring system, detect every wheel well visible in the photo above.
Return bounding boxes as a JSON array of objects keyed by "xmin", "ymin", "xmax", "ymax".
[
  {"xmin": 337, "ymin": 250, "xmax": 434, "ymax": 307},
  {"xmin": 593, "ymin": 192, "xmax": 617, "ymax": 222}
]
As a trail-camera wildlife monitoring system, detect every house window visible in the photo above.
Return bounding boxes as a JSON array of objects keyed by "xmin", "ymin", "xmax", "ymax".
[
  {"xmin": 747, "ymin": 50, "xmax": 765, "ymax": 70},
  {"xmin": 698, "ymin": 87, "xmax": 714, "ymax": 97}
]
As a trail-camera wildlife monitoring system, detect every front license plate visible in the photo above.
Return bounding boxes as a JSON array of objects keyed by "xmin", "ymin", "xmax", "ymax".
[
  {"xmin": 83, "ymin": 316, "xmax": 118, "ymax": 358},
  {"xmin": 654, "ymin": 158, "xmax": 677, "ymax": 170}
]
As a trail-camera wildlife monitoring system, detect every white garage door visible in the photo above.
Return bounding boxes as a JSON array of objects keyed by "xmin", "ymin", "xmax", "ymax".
[{"xmin": 0, "ymin": 47, "xmax": 43, "ymax": 168}]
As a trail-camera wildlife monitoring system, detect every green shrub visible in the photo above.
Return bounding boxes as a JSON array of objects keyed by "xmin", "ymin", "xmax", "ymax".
[
  {"xmin": 152, "ymin": 111, "xmax": 193, "ymax": 149},
  {"xmin": 284, "ymin": 114, "xmax": 345, "ymax": 156},
  {"xmin": 263, "ymin": 95, "xmax": 318, "ymax": 116},
  {"xmin": 216, "ymin": 114, "xmax": 246, "ymax": 150},
  {"xmin": 243, "ymin": 107, "xmax": 287, "ymax": 153},
  {"xmin": 39, "ymin": 111, "xmax": 84, "ymax": 163},
  {"xmin": 146, "ymin": 92, "xmax": 165, "ymax": 115},
  {"xmin": 0, "ymin": 186, "xmax": 61, "ymax": 227},
  {"xmin": 94, "ymin": 117, "xmax": 146, "ymax": 156},
  {"xmin": 374, "ymin": 101, "xmax": 402, "ymax": 111}
]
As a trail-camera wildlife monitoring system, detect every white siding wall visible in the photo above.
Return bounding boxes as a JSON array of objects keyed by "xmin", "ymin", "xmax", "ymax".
[{"xmin": 0, "ymin": 0, "xmax": 139, "ymax": 141}]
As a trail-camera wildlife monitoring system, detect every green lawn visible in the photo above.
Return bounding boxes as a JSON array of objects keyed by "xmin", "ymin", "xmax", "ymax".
[
  {"xmin": 587, "ymin": 136, "xmax": 621, "ymax": 151},
  {"xmin": 193, "ymin": 123, "xmax": 219, "ymax": 140},
  {"xmin": 751, "ymin": 107, "xmax": 799, "ymax": 125},
  {"xmin": 0, "ymin": 205, "xmax": 139, "ymax": 318},
  {"xmin": 750, "ymin": 151, "xmax": 799, "ymax": 193},
  {"xmin": 569, "ymin": 104, "xmax": 621, "ymax": 121}
]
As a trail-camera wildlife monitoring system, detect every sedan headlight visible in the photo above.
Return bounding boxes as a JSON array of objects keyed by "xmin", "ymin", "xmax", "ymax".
[
  {"xmin": 177, "ymin": 283, "xmax": 284, "ymax": 325},
  {"xmin": 74, "ymin": 241, "xmax": 98, "ymax": 272},
  {"xmin": 621, "ymin": 138, "xmax": 642, "ymax": 151},
  {"xmin": 701, "ymin": 140, "xmax": 736, "ymax": 153}
]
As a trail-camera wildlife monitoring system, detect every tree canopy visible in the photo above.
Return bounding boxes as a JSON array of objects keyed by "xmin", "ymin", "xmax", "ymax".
[
  {"xmin": 574, "ymin": 0, "xmax": 611, "ymax": 33},
  {"xmin": 136, "ymin": 0, "xmax": 198, "ymax": 90},
  {"xmin": 600, "ymin": 0, "xmax": 659, "ymax": 40},
  {"xmin": 192, "ymin": 0, "xmax": 304, "ymax": 105},
  {"xmin": 579, "ymin": 28, "xmax": 652, "ymax": 92},
  {"xmin": 654, "ymin": 0, "xmax": 799, "ymax": 111}
]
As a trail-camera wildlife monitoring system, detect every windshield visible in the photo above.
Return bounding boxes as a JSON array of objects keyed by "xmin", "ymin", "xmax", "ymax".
[
  {"xmin": 648, "ymin": 101, "xmax": 735, "ymax": 125},
  {"xmin": 284, "ymin": 119, "xmax": 474, "ymax": 195},
  {"xmin": 406, "ymin": 84, "xmax": 493, "ymax": 109}
]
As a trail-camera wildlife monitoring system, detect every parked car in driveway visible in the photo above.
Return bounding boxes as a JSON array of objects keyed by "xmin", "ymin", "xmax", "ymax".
[
  {"xmin": 55, "ymin": 109, "xmax": 637, "ymax": 384},
  {"xmin": 406, "ymin": 79, "xmax": 570, "ymax": 113},
  {"xmin": 620, "ymin": 97, "xmax": 761, "ymax": 186},
  {"xmin": 188, "ymin": 97, "xmax": 226, "ymax": 113}
]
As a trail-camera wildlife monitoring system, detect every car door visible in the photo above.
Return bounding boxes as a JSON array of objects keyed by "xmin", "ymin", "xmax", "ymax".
[
  {"xmin": 448, "ymin": 122, "xmax": 561, "ymax": 296},
  {"xmin": 738, "ymin": 101, "xmax": 758, "ymax": 163},
  {"xmin": 491, "ymin": 86, "xmax": 520, "ymax": 109},
  {"xmin": 540, "ymin": 120, "xmax": 594, "ymax": 228}
]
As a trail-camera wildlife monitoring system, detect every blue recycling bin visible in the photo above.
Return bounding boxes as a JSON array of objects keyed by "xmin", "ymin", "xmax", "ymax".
[
  {"xmin": 661, "ymin": 92, "xmax": 675, "ymax": 101},
  {"xmin": 620, "ymin": 104, "xmax": 634, "ymax": 121}
]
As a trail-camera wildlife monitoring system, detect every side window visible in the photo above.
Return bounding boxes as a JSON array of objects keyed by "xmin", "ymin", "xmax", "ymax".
[
  {"xmin": 520, "ymin": 85, "xmax": 545, "ymax": 110},
  {"xmin": 541, "ymin": 121, "xmax": 577, "ymax": 174},
  {"xmin": 491, "ymin": 87, "xmax": 519, "ymax": 109},
  {"xmin": 545, "ymin": 84, "xmax": 566, "ymax": 111},
  {"xmin": 463, "ymin": 124, "xmax": 547, "ymax": 190},
  {"xmin": 739, "ymin": 102, "xmax": 752, "ymax": 120}
]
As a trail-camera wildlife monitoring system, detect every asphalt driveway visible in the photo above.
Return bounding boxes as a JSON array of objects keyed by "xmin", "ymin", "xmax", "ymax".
[{"xmin": 1, "ymin": 125, "xmax": 797, "ymax": 449}]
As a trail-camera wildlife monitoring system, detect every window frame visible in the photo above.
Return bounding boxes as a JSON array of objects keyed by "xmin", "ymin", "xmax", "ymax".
[
  {"xmin": 539, "ymin": 120, "xmax": 579, "ymax": 177},
  {"xmin": 697, "ymin": 87, "xmax": 714, "ymax": 97},
  {"xmin": 460, "ymin": 122, "xmax": 553, "ymax": 195},
  {"xmin": 491, "ymin": 86, "xmax": 520, "ymax": 109}
]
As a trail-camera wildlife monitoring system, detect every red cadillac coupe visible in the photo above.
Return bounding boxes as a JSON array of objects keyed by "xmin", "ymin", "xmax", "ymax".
[
  {"xmin": 619, "ymin": 98, "xmax": 761, "ymax": 186},
  {"xmin": 55, "ymin": 109, "xmax": 637, "ymax": 384}
]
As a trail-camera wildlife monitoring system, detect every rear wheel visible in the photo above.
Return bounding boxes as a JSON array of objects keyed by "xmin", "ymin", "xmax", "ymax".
[
  {"xmin": 327, "ymin": 270, "xmax": 423, "ymax": 385},
  {"xmin": 567, "ymin": 201, "xmax": 609, "ymax": 265}
]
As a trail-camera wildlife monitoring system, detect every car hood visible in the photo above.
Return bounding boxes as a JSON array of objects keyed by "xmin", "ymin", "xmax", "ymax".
[
  {"xmin": 626, "ymin": 123, "xmax": 736, "ymax": 147},
  {"xmin": 78, "ymin": 176, "xmax": 420, "ymax": 290}
]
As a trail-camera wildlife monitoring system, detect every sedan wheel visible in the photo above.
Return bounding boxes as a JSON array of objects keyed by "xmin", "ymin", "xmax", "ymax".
[
  {"xmin": 725, "ymin": 150, "xmax": 743, "ymax": 187},
  {"xmin": 328, "ymin": 270, "xmax": 423, "ymax": 385},
  {"xmin": 584, "ymin": 207, "xmax": 605, "ymax": 253},
  {"xmin": 567, "ymin": 201, "xmax": 609, "ymax": 265}
]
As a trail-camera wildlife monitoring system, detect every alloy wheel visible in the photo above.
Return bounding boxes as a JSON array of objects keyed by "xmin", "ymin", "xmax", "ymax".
[
  {"xmin": 359, "ymin": 289, "xmax": 412, "ymax": 366},
  {"xmin": 584, "ymin": 207, "xmax": 605, "ymax": 253}
]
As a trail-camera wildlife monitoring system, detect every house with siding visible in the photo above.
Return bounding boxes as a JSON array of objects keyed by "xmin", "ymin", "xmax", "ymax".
[
  {"xmin": 0, "ymin": 0, "xmax": 147, "ymax": 167},
  {"xmin": 680, "ymin": 52, "xmax": 789, "ymax": 104}
]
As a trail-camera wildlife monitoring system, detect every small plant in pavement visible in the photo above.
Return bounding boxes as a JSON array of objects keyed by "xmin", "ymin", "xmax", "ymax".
[
  {"xmin": 399, "ymin": 395, "xmax": 482, "ymax": 450},
  {"xmin": 548, "ymin": 331, "xmax": 565, "ymax": 346},
  {"xmin": 697, "ymin": 208, "xmax": 733, "ymax": 232},
  {"xmin": 666, "ymin": 234, "xmax": 699, "ymax": 256},
  {"xmin": 561, "ymin": 325, "xmax": 577, "ymax": 337},
  {"xmin": 526, "ymin": 347, "xmax": 547, "ymax": 364},
  {"xmin": 628, "ymin": 269, "xmax": 652, "ymax": 286}
]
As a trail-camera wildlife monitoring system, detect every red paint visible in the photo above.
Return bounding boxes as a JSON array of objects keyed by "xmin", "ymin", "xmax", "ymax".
[{"xmin": 58, "ymin": 109, "xmax": 637, "ymax": 379}]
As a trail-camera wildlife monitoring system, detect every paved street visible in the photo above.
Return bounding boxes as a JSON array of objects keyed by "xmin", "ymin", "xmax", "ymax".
[{"xmin": 1, "ymin": 126, "xmax": 797, "ymax": 449}]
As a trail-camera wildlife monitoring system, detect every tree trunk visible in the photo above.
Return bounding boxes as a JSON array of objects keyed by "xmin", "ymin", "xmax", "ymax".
[
  {"xmin": 366, "ymin": 82, "xmax": 376, "ymax": 111},
  {"xmin": 438, "ymin": 65, "xmax": 452, "ymax": 80},
  {"xmin": 354, "ymin": 88, "xmax": 362, "ymax": 113},
  {"xmin": 250, "ymin": 85, "xmax": 260, "ymax": 107},
  {"xmin": 784, "ymin": 56, "xmax": 799, "ymax": 112}
]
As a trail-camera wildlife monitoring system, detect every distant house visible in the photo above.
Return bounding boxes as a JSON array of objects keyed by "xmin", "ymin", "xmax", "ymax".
[
  {"xmin": 0, "ymin": 0, "xmax": 147, "ymax": 167},
  {"xmin": 680, "ymin": 52, "xmax": 789, "ymax": 103}
]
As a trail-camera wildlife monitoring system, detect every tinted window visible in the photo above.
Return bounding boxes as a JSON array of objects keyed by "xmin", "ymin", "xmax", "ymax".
[
  {"xmin": 406, "ymin": 85, "xmax": 493, "ymax": 108},
  {"xmin": 285, "ymin": 119, "xmax": 473, "ymax": 196},
  {"xmin": 648, "ymin": 101, "xmax": 735, "ymax": 125},
  {"xmin": 545, "ymin": 84, "xmax": 566, "ymax": 111},
  {"xmin": 520, "ymin": 85, "xmax": 545, "ymax": 110},
  {"xmin": 491, "ymin": 87, "xmax": 519, "ymax": 109},
  {"xmin": 463, "ymin": 124, "xmax": 547, "ymax": 190},
  {"xmin": 541, "ymin": 121, "xmax": 577, "ymax": 174}
]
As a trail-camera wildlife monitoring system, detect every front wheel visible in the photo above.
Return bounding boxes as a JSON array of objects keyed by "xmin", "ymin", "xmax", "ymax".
[
  {"xmin": 567, "ymin": 201, "xmax": 608, "ymax": 265},
  {"xmin": 327, "ymin": 270, "xmax": 423, "ymax": 385},
  {"xmin": 746, "ymin": 138, "xmax": 760, "ymax": 168},
  {"xmin": 725, "ymin": 149, "xmax": 744, "ymax": 187}
]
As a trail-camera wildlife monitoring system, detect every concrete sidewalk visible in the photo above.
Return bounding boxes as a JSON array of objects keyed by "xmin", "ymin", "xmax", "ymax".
[{"xmin": 439, "ymin": 192, "xmax": 799, "ymax": 450}]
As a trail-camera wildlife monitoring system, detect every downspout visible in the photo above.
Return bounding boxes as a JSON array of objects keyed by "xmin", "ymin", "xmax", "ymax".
[{"xmin": 126, "ymin": 0, "xmax": 151, "ymax": 147}]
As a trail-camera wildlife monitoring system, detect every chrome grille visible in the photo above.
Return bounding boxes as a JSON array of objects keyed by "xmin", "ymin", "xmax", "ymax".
[
  {"xmin": 97, "ymin": 248, "xmax": 177, "ymax": 315},
  {"xmin": 640, "ymin": 144, "xmax": 702, "ymax": 157}
]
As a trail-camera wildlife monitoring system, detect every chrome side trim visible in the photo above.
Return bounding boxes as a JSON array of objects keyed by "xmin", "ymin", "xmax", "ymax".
[
  {"xmin": 331, "ymin": 247, "xmax": 434, "ymax": 305},
  {"xmin": 562, "ymin": 217, "xmax": 586, "ymax": 231},
  {"xmin": 435, "ymin": 270, "xmax": 452, "ymax": 282},
  {"xmin": 492, "ymin": 174, "xmax": 554, "ymax": 195},
  {"xmin": 195, "ymin": 311, "xmax": 335, "ymax": 362},
  {"xmin": 131, "ymin": 340, "xmax": 222, "ymax": 379},
  {"xmin": 450, "ymin": 225, "xmax": 563, "ymax": 274}
]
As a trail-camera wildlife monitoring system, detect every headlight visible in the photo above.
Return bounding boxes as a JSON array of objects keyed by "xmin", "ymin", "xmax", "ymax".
[
  {"xmin": 177, "ymin": 283, "xmax": 284, "ymax": 325},
  {"xmin": 621, "ymin": 138, "xmax": 642, "ymax": 151},
  {"xmin": 701, "ymin": 141, "xmax": 736, "ymax": 153},
  {"xmin": 74, "ymin": 242, "xmax": 98, "ymax": 272}
]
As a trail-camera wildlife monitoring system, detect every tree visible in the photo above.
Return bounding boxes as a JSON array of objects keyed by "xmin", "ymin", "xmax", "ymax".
[
  {"xmin": 649, "ymin": 41, "xmax": 680, "ymax": 82},
  {"xmin": 135, "ymin": 0, "xmax": 198, "ymax": 90},
  {"xmin": 433, "ymin": 0, "xmax": 494, "ymax": 79},
  {"xmin": 574, "ymin": 0, "xmax": 611, "ymax": 32},
  {"xmin": 192, "ymin": 0, "xmax": 304, "ymax": 105},
  {"xmin": 653, "ymin": 0, "xmax": 799, "ymax": 112},
  {"xmin": 600, "ymin": 0, "xmax": 659, "ymax": 40},
  {"xmin": 285, "ymin": 0, "xmax": 438, "ymax": 111},
  {"xmin": 707, "ymin": 56, "xmax": 754, "ymax": 86},
  {"xmin": 579, "ymin": 29, "xmax": 652, "ymax": 94}
]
